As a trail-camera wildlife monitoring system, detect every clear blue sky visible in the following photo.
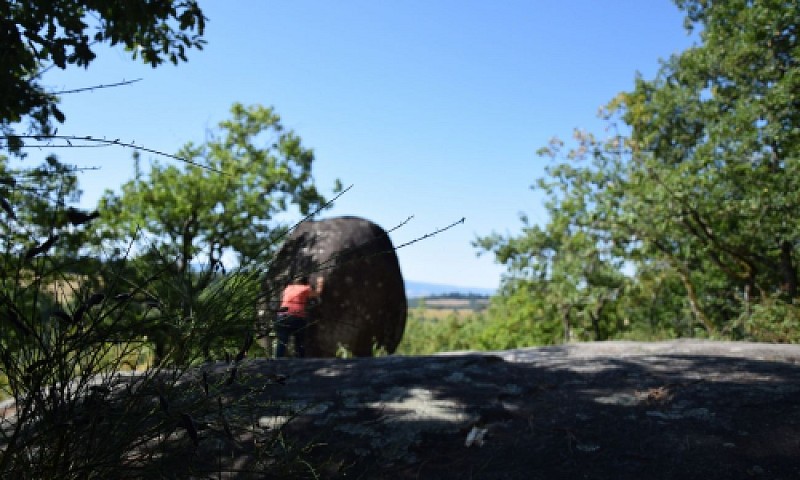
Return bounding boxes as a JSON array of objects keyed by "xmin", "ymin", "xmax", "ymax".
[{"xmin": 31, "ymin": 0, "xmax": 696, "ymax": 290}]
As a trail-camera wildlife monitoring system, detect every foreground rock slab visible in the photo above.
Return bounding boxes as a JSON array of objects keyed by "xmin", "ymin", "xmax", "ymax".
[
  {"xmin": 200, "ymin": 340, "xmax": 800, "ymax": 479},
  {"xmin": 8, "ymin": 340, "xmax": 796, "ymax": 478}
]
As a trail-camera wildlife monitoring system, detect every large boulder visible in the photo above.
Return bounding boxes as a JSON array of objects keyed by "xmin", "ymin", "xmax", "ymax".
[{"xmin": 259, "ymin": 216, "xmax": 407, "ymax": 357}]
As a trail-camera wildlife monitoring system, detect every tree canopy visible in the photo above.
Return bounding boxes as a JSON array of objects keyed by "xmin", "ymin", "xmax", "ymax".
[
  {"xmin": 478, "ymin": 0, "xmax": 800, "ymax": 344},
  {"xmin": 97, "ymin": 103, "xmax": 331, "ymax": 290},
  {"xmin": 91, "ymin": 103, "xmax": 333, "ymax": 361},
  {"xmin": 1, "ymin": 0, "xmax": 206, "ymax": 153}
]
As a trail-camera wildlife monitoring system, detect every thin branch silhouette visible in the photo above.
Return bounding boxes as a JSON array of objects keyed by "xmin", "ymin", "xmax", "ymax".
[
  {"xmin": 287, "ymin": 184, "xmax": 354, "ymax": 233},
  {"xmin": 2, "ymin": 135, "xmax": 223, "ymax": 173},
  {"xmin": 268, "ymin": 214, "xmax": 465, "ymax": 287},
  {"xmin": 246, "ymin": 184, "xmax": 355, "ymax": 265},
  {"xmin": 51, "ymin": 78, "xmax": 143, "ymax": 95},
  {"xmin": 22, "ymin": 144, "xmax": 112, "ymax": 149},
  {"xmin": 394, "ymin": 217, "xmax": 465, "ymax": 250},
  {"xmin": 259, "ymin": 215, "xmax": 466, "ymax": 334}
]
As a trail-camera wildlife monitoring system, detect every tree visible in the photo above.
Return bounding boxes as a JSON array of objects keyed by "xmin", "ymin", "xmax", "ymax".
[
  {"xmin": 1, "ymin": 1, "xmax": 210, "ymax": 395},
  {"xmin": 1, "ymin": 155, "xmax": 80, "ymax": 245},
  {"xmin": 0, "ymin": 154, "xmax": 87, "ymax": 347},
  {"xmin": 96, "ymin": 103, "xmax": 333, "ymax": 359},
  {"xmin": 99, "ymin": 103, "xmax": 329, "ymax": 272},
  {"xmin": 0, "ymin": 153, "xmax": 106, "ymax": 291},
  {"xmin": 612, "ymin": 0, "xmax": 800, "ymax": 331},
  {"xmin": 479, "ymin": 0, "xmax": 800, "ymax": 343},
  {"xmin": 1, "ymin": 0, "xmax": 206, "ymax": 153},
  {"xmin": 476, "ymin": 132, "xmax": 630, "ymax": 344},
  {"xmin": 1, "ymin": 0, "xmax": 208, "ymax": 277}
]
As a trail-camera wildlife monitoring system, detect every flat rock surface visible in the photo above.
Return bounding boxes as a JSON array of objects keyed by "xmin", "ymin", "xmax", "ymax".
[
  {"xmin": 197, "ymin": 340, "xmax": 800, "ymax": 479},
  {"xmin": 6, "ymin": 340, "xmax": 799, "ymax": 479}
]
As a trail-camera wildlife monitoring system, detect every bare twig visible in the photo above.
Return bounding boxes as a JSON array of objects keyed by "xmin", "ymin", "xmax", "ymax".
[
  {"xmin": 50, "ymin": 78, "xmax": 144, "ymax": 95},
  {"xmin": 286, "ymin": 184, "xmax": 354, "ymax": 234},
  {"xmin": 246, "ymin": 184, "xmax": 354, "ymax": 264},
  {"xmin": 394, "ymin": 217, "xmax": 466, "ymax": 250},
  {"xmin": 3, "ymin": 135, "xmax": 222, "ymax": 173}
]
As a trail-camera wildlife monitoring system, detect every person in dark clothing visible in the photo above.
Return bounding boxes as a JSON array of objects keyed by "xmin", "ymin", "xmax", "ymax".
[{"xmin": 275, "ymin": 276, "xmax": 323, "ymax": 357}]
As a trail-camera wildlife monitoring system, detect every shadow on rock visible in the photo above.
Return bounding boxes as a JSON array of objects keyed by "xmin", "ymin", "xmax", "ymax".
[{"xmin": 184, "ymin": 340, "xmax": 800, "ymax": 479}]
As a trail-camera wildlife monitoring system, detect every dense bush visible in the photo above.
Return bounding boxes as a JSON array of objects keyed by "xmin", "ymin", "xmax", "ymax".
[{"xmin": 0, "ymin": 161, "xmax": 314, "ymax": 478}]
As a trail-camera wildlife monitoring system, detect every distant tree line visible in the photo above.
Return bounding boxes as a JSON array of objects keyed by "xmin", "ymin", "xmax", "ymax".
[{"xmin": 408, "ymin": 294, "xmax": 489, "ymax": 311}]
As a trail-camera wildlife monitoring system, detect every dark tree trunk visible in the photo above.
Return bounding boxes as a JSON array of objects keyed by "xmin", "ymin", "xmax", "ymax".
[
  {"xmin": 562, "ymin": 305, "xmax": 572, "ymax": 343},
  {"xmin": 590, "ymin": 297, "xmax": 609, "ymax": 341},
  {"xmin": 779, "ymin": 240, "xmax": 797, "ymax": 298}
]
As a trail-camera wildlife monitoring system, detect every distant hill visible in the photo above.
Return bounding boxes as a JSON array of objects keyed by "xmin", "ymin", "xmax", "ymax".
[
  {"xmin": 404, "ymin": 280, "xmax": 495, "ymax": 299},
  {"xmin": 408, "ymin": 293, "xmax": 490, "ymax": 311}
]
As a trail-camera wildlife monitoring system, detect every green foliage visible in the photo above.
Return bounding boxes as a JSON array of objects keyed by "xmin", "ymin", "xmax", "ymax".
[
  {"xmin": 1, "ymin": 3, "xmax": 329, "ymax": 476},
  {"xmin": 397, "ymin": 309, "xmax": 489, "ymax": 355},
  {"xmin": 0, "ymin": 153, "xmax": 97, "ymax": 245},
  {"xmin": 609, "ymin": 0, "xmax": 800, "ymax": 333},
  {"xmin": 478, "ymin": 281, "xmax": 565, "ymax": 348},
  {"xmin": 95, "ymin": 103, "xmax": 331, "ymax": 360},
  {"xmin": 476, "ymin": 130, "xmax": 634, "ymax": 344},
  {"xmin": 0, "ymin": 155, "xmax": 320, "ymax": 478},
  {"xmin": 477, "ymin": 0, "xmax": 800, "ymax": 344},
  {"xmin": 99, "ymin": 103, "xmax": 327, "ymax": 268},
  {"xmin": 740, "ymin": 296, "xmax": 800, "ymax": 343},
  {"xmin": 1, "ymin": 0, "xmax": 206, "ymax": 152},
  {"xmin": 0, "ymin": 161, "xmax": 159, "ymax": 475}
]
